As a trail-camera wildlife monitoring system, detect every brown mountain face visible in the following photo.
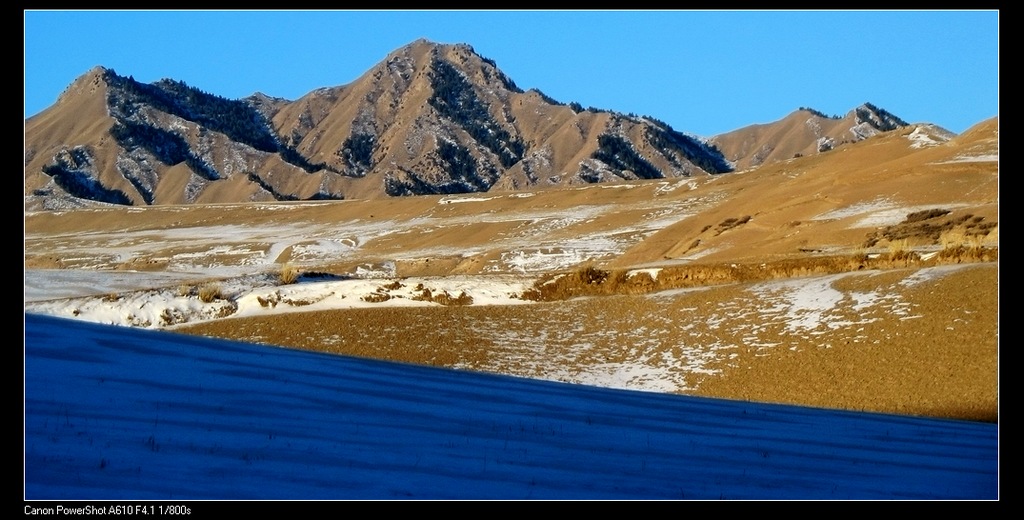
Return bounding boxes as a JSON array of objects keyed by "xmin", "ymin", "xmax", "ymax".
[
  {"xmin": 25, "ymin": 39, "xmax": 915, "ymax": 210},
  {"xmin": 709, "ymin": 104, "xmax": 916, "ymax": 171},
  {"xmin": 24, "ymin": 40, "xmax": 731, "ymax": 209}
]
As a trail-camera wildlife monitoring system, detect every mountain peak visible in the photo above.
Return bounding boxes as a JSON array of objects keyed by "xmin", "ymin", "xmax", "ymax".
[
  {"xmin": 851, "ymin": 102, "xmax": 908, "ymax": 131},
  {"xmin": 52, "ymin": 66, "xmax": 113, "ymax": 108},
  {"xmin": 796, "ymin": 106, "xmax": 840, "ymax": 120},
  {"xmin": 709, "ymin": 102, "xmax": 914, "ymax": 170},
  {"xmin": 391, "ymin": 37, "xmax": 466, "ymax": 58}
]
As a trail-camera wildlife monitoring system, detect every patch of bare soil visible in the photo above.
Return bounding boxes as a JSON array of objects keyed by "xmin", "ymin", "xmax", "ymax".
[{"xmin": 178, "ymin": 262, "xmax": 997, "ymax": 423}]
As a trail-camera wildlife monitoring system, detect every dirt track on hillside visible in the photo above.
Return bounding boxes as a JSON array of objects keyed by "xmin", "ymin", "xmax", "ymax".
[{"xmin": 179, "ymin": 262, "xmax": 998, "ymax": 423}]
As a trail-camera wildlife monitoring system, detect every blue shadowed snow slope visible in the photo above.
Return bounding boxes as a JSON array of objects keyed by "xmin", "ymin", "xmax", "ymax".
[{"xmin": 24, "ymin": 313, "xmax": 998, "ymax": 500}]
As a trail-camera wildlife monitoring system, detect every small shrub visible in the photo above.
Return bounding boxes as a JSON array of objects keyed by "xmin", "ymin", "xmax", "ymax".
[
  {"xmin": 574, "ymin": 266, "xmax": 609, "ymax": 285},
  {"xmin": 361, "ymin": 292, "xmax": 391, "ymax": 303},
  {"xmin": 412, "ymin": 287, "xmax": 433, "ymax": 302},
  {"xmin": 937, "ymin": 229, "xmax": 991, "ymax": 263},
  {"xmin": 847, "ymin": 249, "xmax": 870, "ymax": 270},
  {"xmin": 973, "ymin": 221, "xmax": 997, "ymax": 234},
  {"xmin": 198, "ymin": 283, "xmax": 222, "ymax": 303},
  {"xmin": 715, "ymin": 215, "xmax": 751, "ymax": 235},
  {"xmin": 432, "ymin": 291, "xmax": 474, "ymax": 306},
  {"xmin": 904, "ymin": 208, "xmax": 951, "ymax": 223},
  {"xmin": 256, "ymin": 292, "xmax": 281, "ymax": 308},
  {"xmin": 279, "ymin": 263, "xmax": 300, "ymax": 285},
  {"xmin": 886, "ymin": 239, "xmax": 915, "ymax": 263},
  {"xmin": 520, "ymin": 287, "xmax": 543, "ymax": 301},
  {"xmin": 939, "ymin": 229, "xmax": 969, "ymax": 250}
]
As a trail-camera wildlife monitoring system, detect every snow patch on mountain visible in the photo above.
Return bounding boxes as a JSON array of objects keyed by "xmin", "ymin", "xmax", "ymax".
[{"xmin": 906, "ymin": 124, "xmax": 954, "ymax": 148}]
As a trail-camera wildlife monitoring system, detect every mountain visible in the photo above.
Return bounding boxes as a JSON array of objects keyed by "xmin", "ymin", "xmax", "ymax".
[
  {"xmin": 709, "ymin": 103, "xmax": 914, "ymax": 171},
  {"xmin": 25, "ymin": 39, "xmax": 738, "ymax": 209},
  {"xmin": 26, "ymin": 39, "xmax": 920, "ymax": 209}
]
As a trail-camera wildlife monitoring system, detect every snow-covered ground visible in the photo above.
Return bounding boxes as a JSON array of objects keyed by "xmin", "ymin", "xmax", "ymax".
[
  {"xmin": 25, "ymin": 270, "xmax": 533, "ymax": 329},
  {"xmin": 809, "ymin": 197, "xmax": 970, "ymax": 228},
  {"xmin": 24, "ymin": 313, "xmax": 998, "ymax": 500}
]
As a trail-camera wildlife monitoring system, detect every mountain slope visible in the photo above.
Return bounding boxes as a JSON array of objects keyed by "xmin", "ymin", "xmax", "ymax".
[
  {"xmin": 709, "ymin": 103, "xmax": 912, "ymax": 171},
  {"xmin": 25, "ymin": 39, "xmax": 734, "ymax": 208},
  {"xmin": 609, "ymin": 116, "xmax": 996, "ymax": 268}
]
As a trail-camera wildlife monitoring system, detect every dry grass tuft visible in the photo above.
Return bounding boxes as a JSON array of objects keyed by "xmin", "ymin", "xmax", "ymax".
[
  {"xmin": 412, "ymin": 285, "xmax": 433, "ymax": 302},
  {"xmin": 382, "ymin": 280, "xmax": 404, "ymax": 291},
  {"xmin": 361, "ymin": 292, "xmax": 391, "ymax": 303},
  {"xmin": 714, "ymin": 215, "xmax": 752, "ymax": 235},
  {"xmin": 936, "ymin": 229, "xmax": 997, "ymax": 263},
  {"xmin": 982, "ymin": 225, "xmax": 998, "ymax": 245},
  {"xmin": 198, "ymin": 283, "xmax": 222, "ymax": 303},
  {"xmin": 257, "ymin": 292, "xmax": 281, "ymax": 308},
  {"xmin": 904, "ymin": 208, "xmax": 951, "ymax": 223},
  {"xmin": 940, "ymin": 229, "xmax": 970, "ymax": 250},
  {"xmin": 887, "ymin": 238, "xmax": 910, "ymax": 254},
  {"xmin": 847, "ymin": 249, "xmax": 870, "ymax": 271},
  {"xmin": 885, "ymin": 239, "xmax": 916, "ymax": 264},
  {"xmin": 431, "ymin": 291, "xmax": 474, "ymax": 306},
  {"xmin": 411, "ymin": 286, "xmax": 474, "ymax": 305},
  {"xmin": 279, "ymin": 263, "xmax": 300, "ymax": 285}
]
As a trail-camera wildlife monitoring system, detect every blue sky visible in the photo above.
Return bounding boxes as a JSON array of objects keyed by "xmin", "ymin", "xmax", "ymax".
[{"xmin": 24, "ymin": 10, "xmax": 999, "ymax": 137}]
